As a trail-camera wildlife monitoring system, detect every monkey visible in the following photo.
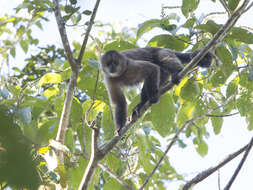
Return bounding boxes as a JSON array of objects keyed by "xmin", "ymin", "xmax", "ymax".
[{"xmin": 100, "ymin": 47, "xmax": 213, "ymax": 135}]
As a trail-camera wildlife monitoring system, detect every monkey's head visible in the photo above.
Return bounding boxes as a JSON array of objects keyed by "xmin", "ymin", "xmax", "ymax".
[{"xmin": 101, "ymin": 50, "xmax": 128, "ymax": 78}]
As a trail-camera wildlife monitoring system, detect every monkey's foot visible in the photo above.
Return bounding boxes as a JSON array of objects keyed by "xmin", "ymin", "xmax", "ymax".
[{"xmin": 114, "ymin": 127, "xmax": 123, "ymax": 136}]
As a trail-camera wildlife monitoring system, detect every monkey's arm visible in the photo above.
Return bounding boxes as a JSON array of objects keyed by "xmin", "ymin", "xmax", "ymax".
[
  {"xmin": 105, "ymin": 79, "xmax": 127, "ymax": 134},
  {"xmin": 158, "ymin": 50, "xmax": 184, "ymax": 84}
]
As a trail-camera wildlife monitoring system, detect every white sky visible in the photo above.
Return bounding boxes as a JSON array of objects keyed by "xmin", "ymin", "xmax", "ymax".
[{"xmin": 1, "ymin": 0, "xmax": 253, "ymax": 190}]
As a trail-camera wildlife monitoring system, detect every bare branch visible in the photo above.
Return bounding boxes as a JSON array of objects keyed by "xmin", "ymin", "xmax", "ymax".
[
  {"xmin": 139, "ymin": 95, "xmax": 235, "ymax": 190},
  {"xmin": 79, "ymin": 126, "xmax": 101, "ymax": 190},
  {"xmin": 52, "ymin": 0, "xmax": 77, "ymax": 71},
  {"xmin": 77, "ymin": 0, "xmax": 101, "ymax": 64},
  {"xmin": 98, "ymin": 163, "xmax": 134, "ymax": 190},
  {"xmin": 53, "ymin": 0, "xmax": 100, "ymax": 163},
  {"xmin": 182, "ymin": 141, "xmax": 250, "ymax": 190},
  {"xmin": 223, "ymin": 137, "xmax": 253, "ymax": 190},
  {"xmin": 53, "ymin": 0, "xmax": 80, "ymax": 163},
  {"xmin": 206, "ymin": 111, "xmax": 240, "ymax": 118}
]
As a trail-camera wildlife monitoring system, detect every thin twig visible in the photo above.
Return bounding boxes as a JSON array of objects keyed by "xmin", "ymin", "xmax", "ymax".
[
  {"xmin": 98, "ymin": 163, "xmax": 134, "ymax": 190},
  {"xmin": 139, "ymin": 95, "xmax": 235, "ymax": 190},
  {"xmin": 182, "ymin": 140, "xmax": 249, "ymax": 190},
  {"xmin": 223, "ymin": 137, "xmax": 253, "ymax": 190},
  {"xmin": 206, "ymin": 111, "xmax": 240, "ymax": 118},
  {"xmin": 77, "ymin": 0, "xmax": 101, "ymax": 64}
]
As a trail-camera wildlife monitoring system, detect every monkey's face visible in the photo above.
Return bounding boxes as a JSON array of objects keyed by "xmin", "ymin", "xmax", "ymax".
[{"xmin": 101, "ymin": 50, "xmax": 127, "ymax": 78}]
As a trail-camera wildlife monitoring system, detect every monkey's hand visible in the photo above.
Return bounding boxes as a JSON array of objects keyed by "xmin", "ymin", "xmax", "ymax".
[{"xmin": 171, "ymin": 72, "xmax": 181, "ymax": 85}]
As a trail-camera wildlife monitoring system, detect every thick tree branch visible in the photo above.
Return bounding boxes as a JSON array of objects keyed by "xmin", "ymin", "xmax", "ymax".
[
  {"xmin": 182, "ymin": 140, "xmax": 251, "ymax": 190},
  {"xmin": 53, "ymin": 0, "xmax": 100, "ymax": 163},
  {"xmin": 53, "ymin": 0, "xmax": 80, "ymax": 163},
  {"xmin": 223, "ymin": 137, "xmax": 253, "ymax": 190},
  {"xmin": 79, "ymin": 126, "xmax": 102, "ymax": 190}
]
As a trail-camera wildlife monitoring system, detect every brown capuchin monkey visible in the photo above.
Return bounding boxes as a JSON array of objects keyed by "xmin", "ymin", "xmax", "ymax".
[{"xmin": 100, "ymin": 47, "xmax": 213, "ymax": 135}]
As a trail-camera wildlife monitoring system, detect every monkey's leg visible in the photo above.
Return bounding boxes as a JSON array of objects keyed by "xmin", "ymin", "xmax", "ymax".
[
  {"xmin": 132, "ymin": 82, "xmax": 149, "ymax": 117},
  {"xmin": 105, "ymin": 80, "xmax": 127, "ymax": 135}
]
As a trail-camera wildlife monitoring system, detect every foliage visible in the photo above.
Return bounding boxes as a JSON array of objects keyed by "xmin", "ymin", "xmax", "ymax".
[{"xmin": 0, "ymin": 0, "xmax": 253, "ymax": 189}]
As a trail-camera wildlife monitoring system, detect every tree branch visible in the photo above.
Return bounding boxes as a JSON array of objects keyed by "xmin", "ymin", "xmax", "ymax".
[
  {"xmin": 52, "ymin": 0, "xmax": 77, "ymax": 71},
  {"xmin": 98, "ymin": 163, "xmax": 134, "ymax": 190},
  {"xmin": 182, "ymin": 140, "xmax": 250, "ymax": 190},
  {"xmin": 53, "ymin": 0, "xmax": 100, "ymax": 163},
  {"xmin": 79, "ymin": 126, "xmax": 102, "ymax": 190},
  {"xmin": 139, "ymin": 95, "xmax": 235, "ymax": 190},
  {"xmin": 77, "ymin": 0, "xmax": 101, "ymax": 64},
  {"xmin": 223, "ymin": 136, "xmax": 253, "ymax": 190},
  {"xmin": 53, "ymin": 0, "xmax": 80, "ymax": 163}
]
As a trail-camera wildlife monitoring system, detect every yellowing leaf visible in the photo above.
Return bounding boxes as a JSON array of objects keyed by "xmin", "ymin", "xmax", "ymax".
[
  {"xmin": 38, "ymin": 73, "xmax": 62, "ymax": 88},
  {"xmin": 38, "ymin": 147, "xmax": 50, "ymax": 154},
  {"xmin": 174, "ymin": 77, "xmax": 188, "ymax": 96},
  {"xmin": 43, "ymin": 86, "xmax": 60, "ymax": 99},
  {"xmin": 82, "ymin": 99, "xmax": 106, "ymax": 121},
  {"xmin": 92, "ymin": 100, "xmax": 105, "ymax": 112}
]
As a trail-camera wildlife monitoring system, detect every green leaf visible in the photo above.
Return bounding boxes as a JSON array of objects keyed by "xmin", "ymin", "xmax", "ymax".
[
  {"xmin": 149, "ymin": 94, "xmax": 175, "ymax": 137},
  {"xmin": 180, "ymin": 78, "xmax": 201, "ymax": 102},
  {"xmin": 177, "ymin": 102, "xmax": 194, "ymax": 127},
  {"xmin": 38, "ymin": 73, "xmax": 62, "ymax": 88},
  {"xmin": 236, "ymin": 91, "xmax": 253, "ymax": 116},
  {"xmin": 209, "ymin": 70, "xmax": 227, "ymax": 87},
  {"xmin": 249, "ymin": 66, "xmax": 253, "ymax": 81},
  {"xmin": 102, "ymin": 105, "xmax": 114, "ymax": 140},
  {"xmin": 65, "ymin": 128, "xmax": 75, "ymax": 152},
  {"xmin": 104, "ymin": 154, "xmax": 121, "ymax": 173},
  {"xmin": 65, "ymin": 5, "xmax": 74, "ymax": 13},
  {"xmin": 10, "ymin": 47, "xmax": 16, "ymax": 57},
  {"xmin": 229, "ymin": 27, "xmax": 253, "ymax": 44},
  {"xmin": 20, "ymin": 39, "xmax": 29, "ymax": 53},
  {"xmin": 16, "ymin": 107, "xmax": 32, "ymax": 124},
  {"xmin": 194, "ymin": 138, "xmax": 208, "ymax": 156},
  {"xmin": 137, "ymin": 19, "xmax": 161, "ymax": 39},
  {"xmin": 196, "ymin": 20, "xmax": 220, "ymax": 35},
  {"xmin": 148, "ymin": 34, "xmax": 187, "ymax": 51},
  {"xmin": 70, "ymin": 0, "xmax": 77, "ymax": 4},
  {"xmin": 83, "ymin": 10, "xmax": 92, "ymax": 15},
  {"xmin": 228, "ymin": 0, "xmax": 240, "ymax": 12},
  {"xmin": 246, "ymin": 111, "xmax": 253, "ymax": 130},
  {"xmin": 104, "ymin": 40, "xmax": 137, "ymax": 52},
  {"xmin": 226, "ymin": 76, "xmax": 239, "ymax": 98},
  {"xmin": 183, "ymin": 17, "xmax": 197, "ymax": 28},
  {"xmin": 182, "ymin": 0, "xmax": 200, "ymax": 17},
  {"xmin": 211, "ymin": 117, "xmax": 223, "ymax": 134},
  {"xmin": 70, "ymin": 97, "xmax": 83, "ymax": 127}
]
